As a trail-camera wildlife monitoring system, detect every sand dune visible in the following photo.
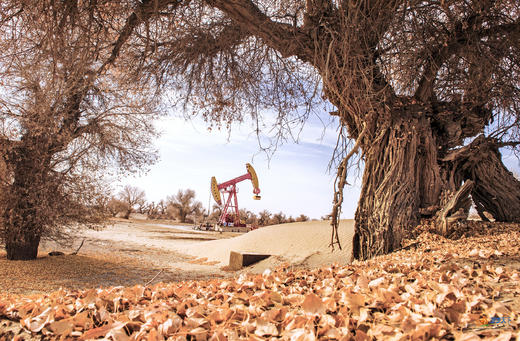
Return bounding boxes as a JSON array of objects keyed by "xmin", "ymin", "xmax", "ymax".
[
  {"xmin": 179, "ymin": 219, "xmax": 355, "ymax": 271},
  {"xmin": 57, "ymin": 219, "xmax": 356, "ymax": 275}
]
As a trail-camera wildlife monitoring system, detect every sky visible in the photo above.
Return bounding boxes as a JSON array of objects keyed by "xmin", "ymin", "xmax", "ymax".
[
  {"xmin": 118, "ymin": 111, "xmax": 520, "ymax": 221},
  {"xmin": 119, "ymin": 111, "xmax": 362, "ymax": 220}
]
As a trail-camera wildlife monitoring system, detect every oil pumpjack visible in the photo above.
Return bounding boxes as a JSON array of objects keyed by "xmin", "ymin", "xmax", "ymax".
[{"xmin": 211, "ymin": 163, "xmax": 261, "ymax": 227}]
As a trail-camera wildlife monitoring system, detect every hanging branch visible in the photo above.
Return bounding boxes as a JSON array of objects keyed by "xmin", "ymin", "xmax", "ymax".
[{"xmin": 329, "ymin": 125, "xmax": 367, "ymax": 250}]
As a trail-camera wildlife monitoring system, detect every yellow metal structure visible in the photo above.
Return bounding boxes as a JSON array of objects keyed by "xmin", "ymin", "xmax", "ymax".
[
  {"xmin": 246, "ymin": 163, "xmax": 261, "ymax": 200},
  {"xmin": 211, "ymin": 176, "xmax": 221, "ymax": 205},
  {"xmin": 246, "ymin": 163, "xmax": 259, "ymax": 189}
]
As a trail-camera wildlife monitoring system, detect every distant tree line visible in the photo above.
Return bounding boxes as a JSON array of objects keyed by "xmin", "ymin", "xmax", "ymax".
[{"xmin": 105, "ymin": 186, "xmax": 310, "ymax": 227}]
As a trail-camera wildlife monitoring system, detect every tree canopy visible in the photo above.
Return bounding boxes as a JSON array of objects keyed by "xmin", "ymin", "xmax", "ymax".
[
  {"xmin": 166, "ymin": 189, "xmax": 204, "ymax": 223},
  {"xmin": 137, "ymin": 0, "xmax": 520, "ymax": 258},
  {"xmin": 0, "ymin": 0, "xmax": 168, "ymax": 259},
  {"xmin": 1, "ymin": 0, "xmax": 519, "ymax": 260}
]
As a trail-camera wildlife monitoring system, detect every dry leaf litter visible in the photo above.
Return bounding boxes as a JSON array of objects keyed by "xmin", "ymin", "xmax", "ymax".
[{"xmin": 1, "ymin": 222, "xmax": 519, "ymax": 340}]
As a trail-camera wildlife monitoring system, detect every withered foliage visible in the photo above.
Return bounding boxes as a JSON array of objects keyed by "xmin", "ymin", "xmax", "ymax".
[{"xmin": 166, "ymin": 189, "xmax": 204, "ymax": 224}]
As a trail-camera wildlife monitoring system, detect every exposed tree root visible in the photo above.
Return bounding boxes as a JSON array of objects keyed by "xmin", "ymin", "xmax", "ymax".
[{"xmin": 436, "ymin": 180, "xmax": 473, "ymax": 235}]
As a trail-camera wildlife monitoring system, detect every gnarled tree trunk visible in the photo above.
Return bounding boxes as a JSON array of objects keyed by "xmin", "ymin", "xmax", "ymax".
[
  {"xmin": 353, "ymin": 109, "xmax": 444, "ymax": 260},
  {"xmin": 446, "ymin": 135, "xmax": 520, "ymax": 222},
  {"xmin": 2, "ymin": 146, "xmax": 49, "ymax": 260},
  {"xmin": 353, "ymin": 120, "xmax": 520, "ymax": 260},
  {"xmin": 5, "ymin": 229, "xmax": 41, "ymax": 260}
]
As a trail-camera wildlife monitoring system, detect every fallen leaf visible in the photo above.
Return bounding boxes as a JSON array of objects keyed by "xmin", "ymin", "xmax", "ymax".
[
  {"xmin": 301, "ymin": 293, "xmax": 326, "ymax": 315},
  {"xmin": 48, "ymin": 319, "xmax": 74, "ymax": 336},
  {"xmin": 255, "ymin": 317, "xmax": 279, "ymax": 337},
  {"xmin": 80, "ymin": 322, "xmax": 124, "ymax": 340}
]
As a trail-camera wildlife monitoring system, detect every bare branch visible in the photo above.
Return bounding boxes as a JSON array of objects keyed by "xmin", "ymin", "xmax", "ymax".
[
  {"xmin": 442, "ymin": 135, "xmax": 519, "ymax": 163},
  {"xmin": 150, "ymin": 21, "xmax": 251, "ymax": 67},
  {"xmin": 329, "ymin": 124, "xmax": 368, "ymax": 251},
  {"xmin": 437, "ymin": 180, "xmax": 473, "ymax": 235},
  {"xmin": 70, "ymin": 238, "xmax": 85, "ymax": 256},
  {"xmin": 205, "ymin": 0, "xmax": 312, "ymax": 60},
  {"xmin": 145, "ymin": 269, "xmax": 164, "ymax": 286},
  {"xmin": 415, "ymin": 16, "xmax": 520, "ymax": 102},
  {"xmin": 99, "ymin": 0, "xmax": 181, "ymax": 74}
]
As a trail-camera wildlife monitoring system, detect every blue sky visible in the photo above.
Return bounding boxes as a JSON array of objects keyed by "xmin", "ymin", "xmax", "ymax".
[
  {"xmin": 120, "ymin": 112, "xmax": 362, "ymax": 220},
  {"xmin": 119, "ymin": 111, "xmax": 520, "ymax": 220}
]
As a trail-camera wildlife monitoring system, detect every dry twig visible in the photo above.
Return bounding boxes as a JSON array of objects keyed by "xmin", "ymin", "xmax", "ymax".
[{"xmin": 145, "ymin": 269, "xmax": 164, "ymax": 286}]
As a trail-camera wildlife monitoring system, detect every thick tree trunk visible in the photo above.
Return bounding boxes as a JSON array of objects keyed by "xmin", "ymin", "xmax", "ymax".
[
  {"xmin": 3, "ymin": 182, "xmax": 43, "ymax": 260},
  {"xmin": 472, "ymin": 160, "xmax": 520, "ymax": 222},
  {"xmin": 353, "ymin": 115, "xmax": 444, "ymax": 260},
  {"xmin": 2, "ymin": 147, "xmax": 48, "ymax": 260},
  {"xmin": 5, "ymin": 230, "xmax": 41, "ymax": 260},
  {"xmin": 352, "ymin": 126, "xmax": 520, "ymax": 260}
]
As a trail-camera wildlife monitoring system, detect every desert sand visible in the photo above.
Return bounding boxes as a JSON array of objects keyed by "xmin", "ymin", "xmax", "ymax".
[
  {"xmin": 48, "ymin": 219, "xmax": 355, "ymax": 274},
  {"xmin": 1, "ymin": 219, "xmax": 356, "ymax": 294},
  {"xmin": 178, "ymin": 219, "xmax": 355, "ymax": 272}
]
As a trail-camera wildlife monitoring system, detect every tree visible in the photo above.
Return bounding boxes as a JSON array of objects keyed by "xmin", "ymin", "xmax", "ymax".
[
  {"xmin": 107, "ymin": 198, "xmax": 130, "ymax": 218},
  {"xmin": 239, "ymin": 209, "xmax": 258, "ymax": 225},
  {"xmin": 258, "ymin": 210, "xmax": 271, "ymax": 227},
  {"xmin": 145, "ymin": 199, "xmax": 169, "ymax": 219},
  {"xmin": 208, "ymin": 204, "xmax": 222, "ymax": 223},
  {"xmin": 321, "ymin": 214, "xmax": 332, "ymax": 221},
  {"xmin": 0, "ymin": 1, "xmax": 169, "ymax": 260},
  {"xmin": 137, "ymin": 199, "xmax": 149, "ymax": 214},
  {"xmin": 118, "ymin": 186, "xmax": 146, "ymax": 219},
  {"xmin": 157, "ymin": 200, "xmax": 168, "ymax": 218},
  {"xmin": 296, "ymin": 214, "xmax": 310, "ymax": 222},
  {"xmin": 137, "ymin": 0, "xmax": 520, "ymax": 259},
  {"xmin": 166, "ymin": 189, "xmax": 203, "ymax": 223},
  {"xmin": 269, "ymin": 212, "xmax": 287, "ymax": 226},
  {"xmin": 146, "ymin": 201, "xmax": 161, "ymax": 219}
]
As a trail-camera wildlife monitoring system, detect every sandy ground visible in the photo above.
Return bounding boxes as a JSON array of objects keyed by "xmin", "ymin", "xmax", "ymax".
[
  {"xmin": 39, "ymin": 221, "xmax": 240, "ymax": 275},
  {"xmin": 178, "ymin": 219, "xmax": 355, "ymax": 272},
  {"xmin": 46, "ymin": 219, "xmax": 355, "ymax": 274},
  {"xmin": 57, "ymin": 219, "xmax": 354, "ymax": 271},
  {"xmin": 1, "ymin": 219, "xmax": 354, "ymax": 295}
]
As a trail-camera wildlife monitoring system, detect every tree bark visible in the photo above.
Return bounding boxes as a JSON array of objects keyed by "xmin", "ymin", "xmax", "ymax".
[
  {"xmin": 353, "ymin": 125, "xmax": 520, "ymax": 260},
  {"xmin": 2, "ymin": 145, "xmax": 48, "ymax": 260},
  {"xmin": 436, "ymin": 180, "xmax": 473, "ymax": 235},
  {"xmin": 5, "ymin": 231, "xmax": 41, "ymax": 260},
  {"xmin": 447, "ymin": 136, "xmax": 520, "ymax": 222},
  {"xmin": 353, "ymin": 113, "xmax": 443, "ymax": 260},
  {"xmin": 3, "ymin": 186, "xmax": 43, "ymax": 260}
]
